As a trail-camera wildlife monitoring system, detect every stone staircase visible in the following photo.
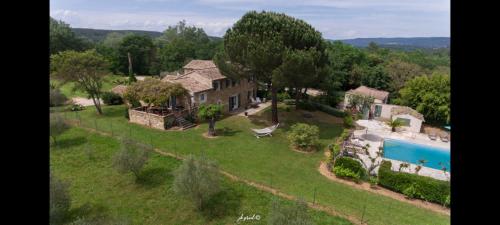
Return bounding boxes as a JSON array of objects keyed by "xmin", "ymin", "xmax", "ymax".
[{"xmin": 175, "ymin": 115, "xmax": 196, "ymax": 130}]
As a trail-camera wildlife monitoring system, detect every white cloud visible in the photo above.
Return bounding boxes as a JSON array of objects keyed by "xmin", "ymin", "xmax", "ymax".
[{"xmin": 50, "ymin": 9, "xmax": 236, "ymax": 36}]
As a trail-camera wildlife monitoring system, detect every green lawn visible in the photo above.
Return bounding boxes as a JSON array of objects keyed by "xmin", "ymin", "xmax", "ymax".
[
  {"xmin": 55, "ymin": 104, "xmax": 450, "ymax": 225},
  {"xmin": 51, "ymin": 127, "xmax": 352, "ymax": 225},
  {"xmin": 51, "ymin": 74, "xmax": 127, "ymax": 98}
]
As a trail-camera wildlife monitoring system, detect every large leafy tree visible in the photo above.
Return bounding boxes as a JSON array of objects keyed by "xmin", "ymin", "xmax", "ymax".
[
  {"xmin": 215, "ymin": 11, "xmax": 326, "ymax": 124},
  {"xmin": 395, "ymin": 74, "xmax": 450, "ymax": 124},
  {"xmin": 156, "ymin": 21, "xmax": 220, "ymax": 72},
  {"xmin": 117, "ymin": 34, "xmax": 156, "ymax": 75},
  {"xmin": 51, "ymin": 50, "xmax": 109, "ymax": 114},
  {"xmin": 95, "ymin": 32, "xmax": 128, "ymax": 74},
  {"xmin": 325, "ymin": 41, "xmax": 367, "ymax": 91},
  {"xmin": 385, "ymin": 59, "xmax": 424, "ymax": 93},
  {"xmin": 50, "ymin": 17, "xmax": 91, "ymax": 54},
  {"xmin": 123, "ymin": 78, "xmax": 189, "ymax": 110},
  {"xmin": 273, "ymin": 48, "xmax": 329, "ymax": 108}
]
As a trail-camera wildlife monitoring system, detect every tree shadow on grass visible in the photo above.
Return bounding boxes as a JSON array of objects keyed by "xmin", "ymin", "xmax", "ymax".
[
  {"xmin": 215, "ymin": 127, "xmax": 242, "ymax": 137},
  {"xmin": 201, "ymin": 186, "xmax": 243, "ymax": 220},
  {"xmin": 66, "ymin": 202, "xmax": 111, "ymax": 224},
  {"xmin": 53, "ymin": 136, "xmax": 87, "ymax": 149},
  {"xmin": 136, "ymin": 167, "xmax": 172, "ymax": 188}
]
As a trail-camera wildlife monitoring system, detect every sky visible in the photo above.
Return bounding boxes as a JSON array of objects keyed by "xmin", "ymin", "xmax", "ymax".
[{"xmin": 50, "ymin": 0, "xmax": 450, "ymax": 40}]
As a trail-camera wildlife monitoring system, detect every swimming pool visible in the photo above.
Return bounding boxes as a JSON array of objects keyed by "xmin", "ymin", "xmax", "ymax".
[{"xmin": 383, "ymin": 139, "xmax": 450, "ymax": 171}]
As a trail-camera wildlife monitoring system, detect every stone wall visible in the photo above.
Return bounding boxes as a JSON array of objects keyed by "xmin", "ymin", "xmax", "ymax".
[
  {"xmin": 129, "ymin": 109, "xmax": 176, "ymax": 130},
  {"xmin": 193, "ymin": 78, "xmax": 257, "ymax": 113}
]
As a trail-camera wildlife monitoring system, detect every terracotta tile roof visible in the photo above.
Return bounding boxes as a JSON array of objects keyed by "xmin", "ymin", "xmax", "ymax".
[
  {"xmin": 183, "ymin": 60, "xmax": 217, "ymax": 70},
  {"xmin": 161, "ymin": 73, "xmax": 213, "ymax": 93},
  {"xmin": 391, "ymin": 106, "xmax": 425, "ymax": 120},
  {"xmin": 161, "ymin": 60, "xmax": 229, "ymax": 93},
  {"xmin": 111, "ymin": 85, "xmax": 128, "ymax": 96},
  {"xmin": 347, "ymin": 86, "xmax": 389, "ymax": 101},
  {"xmin": 195, "ymin": 67, "xmax": 226, "ymax": 80}
]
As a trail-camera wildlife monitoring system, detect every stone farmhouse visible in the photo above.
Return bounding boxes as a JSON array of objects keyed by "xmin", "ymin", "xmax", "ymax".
[{"xmin": 162, "ymin": 60, "xmax": 257, "ymax": 113}]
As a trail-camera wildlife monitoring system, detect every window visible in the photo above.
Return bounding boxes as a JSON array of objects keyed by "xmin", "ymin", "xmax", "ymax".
[
  {"xmin": 199, "ymin": 93, "xmax": 207, "ymax": 103},
  {"xmin": 213, "ymin": 81, "xmax": 219, "ymax": 90},
  {"xmin": 232, "ymin": 79, "xmax": 236, "ymax": 87},
  {"xmin": 395, "ymin": 118, "xmax": 411, "ymax": 126},
  {"xmin": 226, "ymin": 79, "xmax": 230, "ymax": 88}
]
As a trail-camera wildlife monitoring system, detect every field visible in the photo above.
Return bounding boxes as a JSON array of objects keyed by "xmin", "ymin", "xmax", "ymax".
[
  {"xmin": 51, "ymin": 127, "xmax": 352, "ymax": 225},
  {"xmin": 52, "ymin": 104, "xmax": 450, "ymax": 225}
]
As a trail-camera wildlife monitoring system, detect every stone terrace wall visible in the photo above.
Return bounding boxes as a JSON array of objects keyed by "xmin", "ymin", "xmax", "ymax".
[{"xmin": 129, "ymin": 109, "xmax": 174, "ymax": 130}]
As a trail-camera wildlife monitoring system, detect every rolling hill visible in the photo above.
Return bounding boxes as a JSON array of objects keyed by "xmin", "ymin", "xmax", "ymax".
[
  {"xmin": 72, "ymin": 28, "xmax": 222, "ymax": 43},
  {"xmin": 334, "ymin": 37, "xmax": 450, "ymax": 49}
]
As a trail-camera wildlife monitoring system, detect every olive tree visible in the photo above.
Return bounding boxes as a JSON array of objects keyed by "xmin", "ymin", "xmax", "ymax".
[
  {"xmin": 113, "ymin": 138, "xmax": 150, "ymax": 180},
  {"xmin": 50, "ymin": 114, "xmax": 70, "ymax": 145},
  {"xmin": 50, "ymin": 174, "xmax": 71, "ymax": 225},
  {"xmin": 215, "ymin": 11, "xmax": 326, "ymax": 124},
  {"xmin": 173, "ymin": 155, "xmax": 220, "ymax": 211},
  {"xmin": 197, "ymin": 104, "xmax": 222, "ymax": 136},
  {"xmin": 51, "ymin": 50, "xmax": 109, "ymax": 114},
  {"xmin": 268, "ymin": 198, "xmax": 314, "ymax": 225}
]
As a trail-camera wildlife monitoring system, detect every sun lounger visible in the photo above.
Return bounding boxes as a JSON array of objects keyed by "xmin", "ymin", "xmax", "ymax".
[
  {"xmin": 440, "ymin": 134, "xmax": 449, "ymax": 142},
  {"xmin": 251, "ymin": 123, "xmax": 279, "ymax": 138},
  {"xmin": 428, "ymin": 133, "xmax": 437, "ymax": 141},
  {"xmin": 249, "ymin": 97, "xmax": 261, "ymax": 107}
]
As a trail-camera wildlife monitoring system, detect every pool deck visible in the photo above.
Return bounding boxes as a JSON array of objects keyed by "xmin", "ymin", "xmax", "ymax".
[{"xmin": 353, "ymin": 120, "xmax": 450, "ymax": 181}]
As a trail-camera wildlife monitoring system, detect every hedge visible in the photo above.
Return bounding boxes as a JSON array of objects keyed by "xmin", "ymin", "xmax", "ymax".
[
  {"xmin": 334, "ymin": 157, "xmax": 366, "ymax": 179},
  {"xmin": 378, "ymin": 160, "xmax": 450, "ymax": 206},
  {"xmin": 102, "ymin": 92, "xmax": 123, "ymax": 105},
  {"xmin": 309, "ymin": 101, "xmax": 347, "ymax": 118}
]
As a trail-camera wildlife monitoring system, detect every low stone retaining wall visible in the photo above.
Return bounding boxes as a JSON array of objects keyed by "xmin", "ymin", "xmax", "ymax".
[{"xmin": 129, "ymin": 108, "xmax": 176, "ymax": 130}]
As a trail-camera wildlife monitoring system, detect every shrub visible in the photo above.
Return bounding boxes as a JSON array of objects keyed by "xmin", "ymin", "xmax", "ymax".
[
  {"xmin": 343, "ymin": 114, "xmax": 354, "ymax": 128},
  {"xmin": 268, "ymin": 198, "xmax": 313, "ymax": 225},
  {"xmin": 124, "ymin": 108, "xmax": 130, "ymax": 120},
  {"xmin": 297, "ymin": 101, "xmax": 317, "ymax": 111},
  {"xmin": 378, "ymin": 161, "xmax": 450, "ymax": 206},
  {"xmin": 113, "ymin": 138, "xmax": 150, "ymax": 180},
  {"xmin": 277, "ymin": 92, "xmax": 291, "ymax": 102},
  {"xmin": 50, "ymin": 174, "xmax": 71, "ymax": 225},
  {"xmin": 287, "ymin": 123, "xmax": 320, "ymax": 151},
  {"xmin": 67, "ymin": 104, "xmax": 85, "ymax": 111},
  {"xmin": 334, "ymin": 157, "xmax": 367, "ymax": 179},
  {"xmin": 310, "ymin": 101, "xmax": 347, "ymax": 118},
  {"xmin": 402, "ymin": 183, "xmax": 423, "ymax": 199},
  {"xmin": 173, "ymin": 155, "xmax": 220, "ymax": 211},
  {"xmin": 50, "ymin": 114, "xmax": 70, "ymax": 145},
  {"xmin": 333, "ymin": 166, "xmax": 361, "ymax": 181},
  {"xmin": 164, "ymin": 117, "xmax": 176, "ymax": 129},
  {"xmin": 369, "ymin": 176, "xmax": 379, "ymax": 187},
  {"xmin": 50, "ymin": 88, "xmax": 68, "ymax": 107},
  {"xmin": 444, "ymin": 195, "xmax": 450, "ymax": 207},
  {"xmin": 101, "ymin": 92, "xmax": 123, "ymax": 105},
  {"xmin": 283, "ymin": 99, "xmax": 296, "ymax": 105}
]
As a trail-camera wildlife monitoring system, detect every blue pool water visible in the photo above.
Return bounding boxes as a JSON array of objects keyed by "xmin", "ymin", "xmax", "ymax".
[{"xmin": 383, "ymin": 139, "xmax": 450, "ymax": 171}]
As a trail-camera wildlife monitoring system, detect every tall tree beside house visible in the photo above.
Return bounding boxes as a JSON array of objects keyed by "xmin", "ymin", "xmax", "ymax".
[
  {"xmin": 273, "ymin": 47, "xmax": 329, "ymax": 108},
  {"xmin": 117, "ymin": 34, "xmax": 156, "ymax": 75},
  {"xmin": 215, "ymin": 11, "xmax": 325, "ymax": 124},
  {"xmin": 197, "ymin": 104, "xmax": 222, "ymax": 137},
  {"xmin": 50, "ymin": 17, "xmax": 91, "ymax": 55},
  {"xmin": 50, "ymin": 50, "xmax": 109, "ymax": 114},
  {"xmin": 394, "ymin": 73, "xmax": 450, "ymax": 124}
]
